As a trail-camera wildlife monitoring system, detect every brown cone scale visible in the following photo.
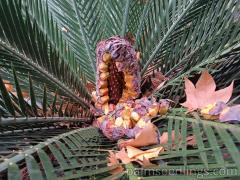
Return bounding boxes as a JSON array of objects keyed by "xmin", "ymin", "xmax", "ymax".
[{"xmin": 108, "ymin": 60, "xmax": 125, "ymax": 105}]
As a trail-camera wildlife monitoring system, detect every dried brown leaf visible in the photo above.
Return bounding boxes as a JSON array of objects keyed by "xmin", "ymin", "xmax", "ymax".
[
  {"xmin": 126, "ymin": 146, "xmax": 164, "ymax": 161},
  {"xmin": 181, "ymin": 71, "xmax": 234, "ymax": 111},
  {"xmin": 115, "ymin": 148, "xmax": 132, "ymax": 164},
  {"xmin": 107, "ymin": 151, "xmax": 124, "ymax": 174},
  {"xmin": 118, "ymin": 122, "xmax": 160, "ymax": 148}
]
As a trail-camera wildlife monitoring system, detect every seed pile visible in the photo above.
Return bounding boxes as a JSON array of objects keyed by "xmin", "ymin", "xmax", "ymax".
[{"xmin": 93, "ymin": 36, "xmax": 169, "ymax": 140}]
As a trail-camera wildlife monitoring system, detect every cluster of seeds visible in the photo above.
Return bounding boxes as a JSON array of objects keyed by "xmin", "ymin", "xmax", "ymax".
[{"xmin": 97, "ymin": 98, "xmax": 169, "ymax": 140}]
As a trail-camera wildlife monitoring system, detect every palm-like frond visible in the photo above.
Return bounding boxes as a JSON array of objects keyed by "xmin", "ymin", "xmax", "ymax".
[
  {"xmin": 135, "ymin": 0, "xmax": 240, "ymax": 101},
  {"xmin": 0, "ymin": 0, "xmax": 91, "ymax": 106},
  {"xmin": 0, "ymin": 0, "xmax": 240, "ymax": 179},
  {"xmin": 147, "ymin": 109, "xmax": 240, "ymax": 178},
  {"xmin": 22, "ymin": 0, "xmax": 89, "ymax": 83},
  {"xmin": 44, "ymin": 0, "xmax": 103, "ymax": 80},
  {"xmin": 1, "ymin": 110, "xmax": 240, "ymax": 179},
  {"xmin": 1, "ymin": 127, "xmax": 117, "ymax": 179},
  {"xmin": 0, "ymin": 0, "xmax": 93, "ymax": 134},
  {"xmin": 43, "ymin": 0, "xmax": 141, "ymax": 80},
  {"xmin": 100, "ymin": 0, "xmax": 129, "ymax": 38},
  {"xmin": 0, "ymin": 68, "xmax": 91, "ymax": 125}
]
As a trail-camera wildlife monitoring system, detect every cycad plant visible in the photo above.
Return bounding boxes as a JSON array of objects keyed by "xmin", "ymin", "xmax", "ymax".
[{"xmin": 0, "ymin": 0, "xmax": 240, "ymax": 179}]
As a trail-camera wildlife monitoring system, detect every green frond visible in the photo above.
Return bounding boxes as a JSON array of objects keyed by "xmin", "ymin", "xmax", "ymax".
[
  {"xmin": 100, "ymin": 0, "xmax": 127, "ymax": 38},
  {"xmin": 1, "ymin": 127, "xmax": 117, "ymax": 179},
  {"xmin": 44, "ymin": 0, "xmax": 103, "ymax": 79},
  {"xmin": 136, "ymin": 109, "xmax": 240, "ymax": 178},
  {"xmin": 0, "ymin": 0, "xmax": 240, "ymax": 179},
  {"xmin": 1, "ymin": 110, "xmax": 240, "ymax": 179},
  {"xmin": 121, "ymin": 0, "xmax": 131, "ymax": 36},
  {"xmin": 0, "ymin": 70, "xmax": 91, "ymax": 127},
  {"xmin": 134, "ymin": 0, "xmax": 240, "ymax": 101},
  {"xmin": 0, "ymin": 0, "xmax": 91, "ymax": 108},
  {"xmin": 22, "ymin": 0, "xmax": 92, "ymax": 83}
]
